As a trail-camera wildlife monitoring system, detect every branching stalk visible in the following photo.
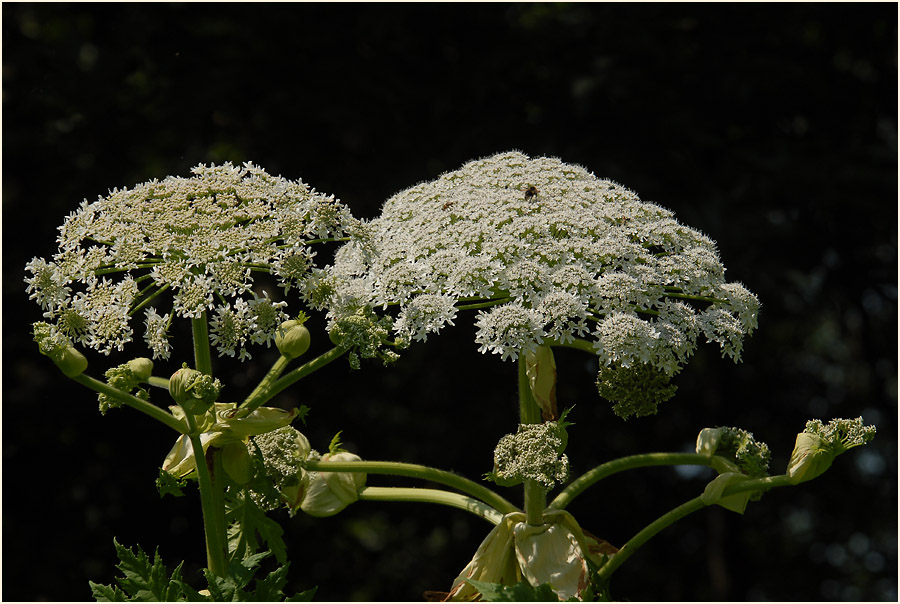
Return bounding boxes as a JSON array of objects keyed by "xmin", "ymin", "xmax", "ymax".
[
  {"xmin": 306, "ymin": 459, "xmax": 520, "ymax": 515},
  {"xmin": 71, "ymin": 373, "xmax": 186, "ymax": 433},
  {"xmin": 549, "ymin": 452, "xmax": 715, "ymax": 510},
  {"xmin": 358, "ymin": 486, "xmax": 504, "ymax": 525}
]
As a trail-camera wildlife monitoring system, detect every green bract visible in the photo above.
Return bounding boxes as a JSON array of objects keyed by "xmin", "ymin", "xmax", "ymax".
[
  {"xmin": 162, "ymin": 403, "xmax": 298, "ymax": 478},
  {"xmin": 445, "ymin": 510, "xmax": 606, "ymax": 602},
  {"xmin": 300, "ymin": 452, "xmax": 367, "ymax": 517},
  {"xmin": 786, "ymin": 417, "xmax": 876, "ymax": 484}
]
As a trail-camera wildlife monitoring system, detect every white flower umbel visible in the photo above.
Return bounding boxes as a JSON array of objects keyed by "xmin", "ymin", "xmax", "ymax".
[
  {"xmin": 330, "ymin": 151, "xmax": 759, "ymax": 417},
  {"xmin": 25, "ymin": 162, "xmax": 358, "ymax": 359}
]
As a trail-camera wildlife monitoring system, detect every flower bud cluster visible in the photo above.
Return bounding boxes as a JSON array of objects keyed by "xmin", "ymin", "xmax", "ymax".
[
  {"xmin": 786, "ymin": 417, "xmax": 876, "ymax": 484},
  {"xmin": 97, "ymin": 357, "xmax": 154, "ymax": 414},
  {"xmin": 490, "ymin": 421, "xmax": 570, "ymax": 491},
  {"xmin": 32, "ymin": 321, "xmax": 88, "ymax": 378},
  {"xmin": 169, "ymin": 365, "xmax": 222, "ymax": 415},
  {"xmin": 328, "ymin": 151, "xmax": 759, "ymax": 415},
  {"xmin": 249, "ymin": 428, "xmax": 367, "ymax": 517}
]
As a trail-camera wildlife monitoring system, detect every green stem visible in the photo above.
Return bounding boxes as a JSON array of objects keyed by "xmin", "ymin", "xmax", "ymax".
[
  {"xmin": 71, "ymin": 374, "xmax": 186, "ymax": 433},
  {"xmin": 518, "ymin": 356, "xmax": 545, "ymax": 526},
  {"xmin": 184, "ymin": 414, "xmax": 227, "ymax": 576},
  {"xmin": 191, "ymin": 314, "xmax": 213, "ymax": 375},
  {"xmin": 549, "ymin": 453, "xmax": 715, "ymax": 510},
  {"xmin": 596, "ymin": 474, "xmax": 794, "ymax": 586},
  {"xmin": 147, "ymin": 376, "xmax": 170, "ymax": 390},
  {"xmin": 306, "ymin": 459, "xmax": 520, "ymax": 515},
  {"xmin": 266, "ymin": 345, "xmax": 348, "ymax": 400},
  {"xmin": 239, "ymin": 354, "xmax": 291, "ymax": 413},
  {"xmin": 455, "ymin": 297, "xmax": 512, "ymax": 311},
  {"xmin": 358, "ymin": 486, "xmax": 504, "ymax": 525}
]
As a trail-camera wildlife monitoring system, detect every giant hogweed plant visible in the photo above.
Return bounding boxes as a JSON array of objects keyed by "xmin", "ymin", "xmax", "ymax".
[{"xmin": 26, "ymin": 154, "xmax": 875, "ymax": 601}]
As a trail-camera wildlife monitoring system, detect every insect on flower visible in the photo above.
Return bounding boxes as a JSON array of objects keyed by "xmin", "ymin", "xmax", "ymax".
[{"xmin": 524, "ymin": 185, "xmax": 539, "ymax": 200}]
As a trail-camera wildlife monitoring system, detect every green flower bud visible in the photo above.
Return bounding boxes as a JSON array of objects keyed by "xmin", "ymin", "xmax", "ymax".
[
  {"xmin": 33, "ymin": 322, "xmax": 88, "ymax": 377},
  {"xmin": 168, "ymin": 366, "xmax": 222, "ymax": 415},
  {"xmin": 221, "ymin": 441, "xmax": 252, "ymax": 485},
  {"xmin": 51, "ymin": 345, "xmax": 89, "ymax": 377},
  {"xmin": 786, "ymin": 432, "xmax": 835, "ymax": 484},
  {"xmin": 275, "ymin": 320, "xmax": 311, "ymax": 359},
  {"xmin": 126, "ymin": 357, "xmax": 154, "ymax": 382},
  {"xmin": 300, "ymin": 451, "xmax": 367, "ymax": 517}
]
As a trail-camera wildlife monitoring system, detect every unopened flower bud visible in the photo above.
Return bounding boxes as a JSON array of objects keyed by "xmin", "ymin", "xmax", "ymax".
[
  {"xmin": 52, "ymin": 345, "xmax": 89, "ymax": 378},
  {"xmin": 126, "ymin": 357, "xmax": 154, "ymax": 382},
  {"xmin": 300, "ymin": 451, "xmax": 367, "ymax": 517},
  {"xmin": 275, "ymin": 320, "xmax": 311, "ymax": 359},
  {"xmin": 786, "ymin": 432, "xmax": 835, "ymax": 484},
  {"xmin": 169, "ymin": 366, "xmax": 222, "ymax": 415}
]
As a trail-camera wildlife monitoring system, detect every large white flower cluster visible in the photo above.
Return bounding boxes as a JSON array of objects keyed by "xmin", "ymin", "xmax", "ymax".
[
  {"xmin": 25, "ymin": 162, "xmax": 358, "ymax": 359},
  {"xmin": 328, "ymin": 151, "xmax": 759, "ymax": 417}
]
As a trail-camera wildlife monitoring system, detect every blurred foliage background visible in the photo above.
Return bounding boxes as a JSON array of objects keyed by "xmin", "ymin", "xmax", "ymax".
[{"xmin": 3, "ymin": 3, "xmax": 896, "ymax": 601}]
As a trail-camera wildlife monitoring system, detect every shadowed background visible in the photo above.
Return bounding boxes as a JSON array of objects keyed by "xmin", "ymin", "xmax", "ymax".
[{"xmin": 3, "ymin": 3, "xmax": 896, "ymax": 601}]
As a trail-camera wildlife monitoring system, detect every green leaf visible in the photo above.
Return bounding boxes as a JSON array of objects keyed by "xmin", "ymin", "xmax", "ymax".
[
  {"xmin": 91, "ymin": 539, "xmax": 189, "ymax": 602},
  {"xmin": 226, "ymin": 491, "xmax": 288, "ymax": 564},
  {"xmin": 285, "ymin": 587, "xmax": 317, "ymax": 602},
  {"xmin": 328, "ymin": 430, "xmax": 345, "ymax": 454},
  {"xmin": 89, "ymin": 581, "xmax": 128, "ymax": 602},
  {"xmin": 156, "ymin": 468, "xmax": 188, "ymax": 498},
  {"xmin": 465, "ymin": 579, "xmax": 559, "ymax": 602}
]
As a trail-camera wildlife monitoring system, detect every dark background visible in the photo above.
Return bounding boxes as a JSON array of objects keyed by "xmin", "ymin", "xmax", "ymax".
[{"xmin": 3, "ymin": 3, "xmax": 896, "ymax": 601}]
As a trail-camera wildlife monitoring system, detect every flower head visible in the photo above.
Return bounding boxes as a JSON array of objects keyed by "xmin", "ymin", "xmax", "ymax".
[
  {"xmin": 329, "ymin": 151, "xmax": 759, "ymax": 415},
  {"xmin": 26, "ymin": 162, "xmax": 358, "ymax": 359},
  {"xmin": 786, "ymin": 417, "xmax": 876, "ymax": 484}
]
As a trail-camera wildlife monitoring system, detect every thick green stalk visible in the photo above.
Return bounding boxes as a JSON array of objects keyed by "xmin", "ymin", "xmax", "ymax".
[
  {"xmin": 265, "ymin": 345, "xmax": 347, "ymax": 400},
  {"xmin": 191, "ymin": 314, "xmax": 213, "ymax": 375},
  {"xmin": 71, "ymin": 373, "xmax": 185, "ymax": 433},
  {"xmin": 518, "ymin": 357, "xmax": 545, "ymax": 526},
  {"xmin": 306, "ymin": 459, "xmax": 520, "ymax": 515},
  {"xmin": 358, "ymin": 486, "xmax": 504, "ymax": 525},
  {"xmin": 239, "ymin": 354, "xmax": 291, "ymax": 413},
  {"xmin": 596, "ymin": 474, "xmax": 794, "ymax": 585},
  {"xmin": 184, "ymin": 415, "xmax": 227, "ymax": 577},
  {"xmin": 549, "ymin": 452, "xmax": 715, "ymax": 510}
]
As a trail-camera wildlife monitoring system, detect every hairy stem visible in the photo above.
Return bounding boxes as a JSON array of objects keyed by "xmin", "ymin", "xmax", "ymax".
[
  {"xmin": 358, "ymin": 486, "xmax": 504, "ymax": 525},
  {"xmin": 306, "ymin": 459, "xmax": 520, "ymax": 515},
  {"xmin": 549, "ymin": 452, "xmax": 715, "ymax": 510}
]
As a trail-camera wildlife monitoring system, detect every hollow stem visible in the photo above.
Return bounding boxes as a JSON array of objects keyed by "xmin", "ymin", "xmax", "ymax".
[
  {"xmin": 306, "ymin": 459, "xmax": 520, "ymax": 515},
  {"xmin": 358, "ymin": 486, "xmax": 504, "ymax": 525}
]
